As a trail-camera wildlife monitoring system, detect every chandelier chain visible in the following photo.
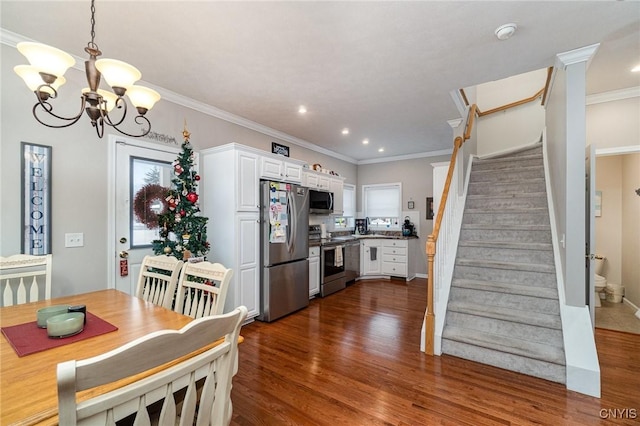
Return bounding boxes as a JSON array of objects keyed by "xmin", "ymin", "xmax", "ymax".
[{"xmin": 88, "ymin": 0, "xmax": 98, "ymax": 51}]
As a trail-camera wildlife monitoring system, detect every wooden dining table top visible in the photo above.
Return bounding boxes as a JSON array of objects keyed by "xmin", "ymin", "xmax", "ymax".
[{"xmin": 0, "ymin": 289, "xmax": 197, "ymax": 426}]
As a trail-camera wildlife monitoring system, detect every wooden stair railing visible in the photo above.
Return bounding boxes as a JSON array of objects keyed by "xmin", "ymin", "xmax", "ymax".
[{"xmin": 424, "ymin": 104, "xmax": 476, "ymax": 355}]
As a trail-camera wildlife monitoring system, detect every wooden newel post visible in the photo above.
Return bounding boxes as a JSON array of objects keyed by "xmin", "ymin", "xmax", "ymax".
[{"xmin": 425, "ymin": 235, "xmax": 436, "ymax": 355}]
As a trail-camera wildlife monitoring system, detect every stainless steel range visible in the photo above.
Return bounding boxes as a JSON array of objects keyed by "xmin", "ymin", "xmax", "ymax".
[{"xmin": 309, "ymin": 225, "xmax": 352, "ymax": 297}]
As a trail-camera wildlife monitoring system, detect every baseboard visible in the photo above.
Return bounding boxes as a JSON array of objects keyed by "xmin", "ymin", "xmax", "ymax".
[{"xmin": 415, "ymin": 273, "xmax": 427, "ymax": 279}]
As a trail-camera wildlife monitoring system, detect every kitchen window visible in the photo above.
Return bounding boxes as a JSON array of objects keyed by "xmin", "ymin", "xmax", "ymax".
[
  {"xmin": 334, "ymin": 184, "xmax": 355, "ymax": 229},
  {"xmin": 362, "ymin": 183, "xmax": 401, "ymax": 230}
]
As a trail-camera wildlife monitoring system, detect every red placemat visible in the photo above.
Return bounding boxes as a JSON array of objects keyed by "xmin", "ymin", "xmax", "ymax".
[{"xmin": 1, "ymin": 312, "xmax": 118, "ymax": 357}]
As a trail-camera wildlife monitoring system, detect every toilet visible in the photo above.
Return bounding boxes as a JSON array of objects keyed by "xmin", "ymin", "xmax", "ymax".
[{"xmin": 594, "ymin": 256, "xmax": 606, "ymax": 308}]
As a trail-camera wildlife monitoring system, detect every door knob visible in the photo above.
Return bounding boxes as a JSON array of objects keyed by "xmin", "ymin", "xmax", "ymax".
[{"xmin": 119, "ymin": 251, "xmax": 129, "ymax": 259}]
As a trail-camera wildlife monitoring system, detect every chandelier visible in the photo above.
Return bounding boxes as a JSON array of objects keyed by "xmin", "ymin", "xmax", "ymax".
[{"xmin": 13, "ymin": 0, "xmax": 160, "ymax": 138}]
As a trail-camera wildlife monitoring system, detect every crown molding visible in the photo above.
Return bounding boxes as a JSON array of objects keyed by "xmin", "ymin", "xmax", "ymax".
[
  {"xmin": 586, "ymin": 86, "xmax": 640, "ymax": 105},
  {"xmin": 556, "ymin": 43, "xmax": 600, "ymax": 69},
  {"xmin": 357, "ymin": 148, "xmax": 453, "ymax": 165}
]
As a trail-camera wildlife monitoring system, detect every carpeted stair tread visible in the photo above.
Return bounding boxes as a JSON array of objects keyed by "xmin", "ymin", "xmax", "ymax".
[
  {"xmin": 464, "ymin": 207, "xmax": 548, "ymax": 214},
  {"xmin": 461, "ymin": 224, "xmax": 550, "ymax": 231},
  {"xmin": 452, "ymin": 278, "xmax": 558, "ymax": 299},
  {"xmin": 456, "ymin": 258, "xmax": 555, "ymax": 273},
  {"xmin": 441, "ymin": 340, "xmax": 566, "ymax": 383},
  {"xmin": 447, "ymin": 300, "xmax": 562, "ymax": 329},
  {"xmin": 443, "ymin": 326, "xmax": 565, "ymax": 365},
  {"xmin": 458, "ymin": 241, "xmax": 552, "ymax": 251},
  {"xmin": 467, "ymin": 192, "xmax": 547, "ymax": 200}
]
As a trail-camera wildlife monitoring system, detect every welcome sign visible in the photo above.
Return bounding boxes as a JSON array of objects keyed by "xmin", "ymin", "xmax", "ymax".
[{"xmin": 21, "ymin": 142, "xmax": 52, "ymax": 255}]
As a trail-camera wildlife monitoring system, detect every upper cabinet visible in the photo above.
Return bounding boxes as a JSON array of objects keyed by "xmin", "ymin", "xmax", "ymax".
[
  {"xmin": 303, "ymin": 170, "xmax": 344, "ymax": 215},
  {"xmin": 260, "ymin": 156, "xmax": 303, "ymax": 183},
  {"xmin": 236, "ymin": 150, "xmax": 259, "ymax": 212}
]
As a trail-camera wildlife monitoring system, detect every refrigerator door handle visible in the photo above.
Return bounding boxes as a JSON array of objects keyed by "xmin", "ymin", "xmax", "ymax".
[{"xmin": 286, "ymin": 190, "xmax": 297, "ymax": 253}]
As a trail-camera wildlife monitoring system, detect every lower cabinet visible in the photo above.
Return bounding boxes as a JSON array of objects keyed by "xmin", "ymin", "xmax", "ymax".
[
  {"xmin": 361, "ymin": 238, "xmax": 417, "ymax": 280},
  {"xmin": 309, "ymin": 246, "xmax": 320, "ymax": 297},
  {"xmin": 361, "ymin": 240, "xmax": 382, "ymax": 276},
  {"xmin": 236, "ymin": 214, "xmax": 260, "ymax": 318}
]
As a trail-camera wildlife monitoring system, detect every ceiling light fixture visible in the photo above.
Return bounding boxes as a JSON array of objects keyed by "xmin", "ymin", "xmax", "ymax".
[
  {"xmin": 13, "ymin": 0, "xmax": 160, "ymax": 138},
  {"xmin": 632, "ymin": 64, "xmax": 640, "ymax": 73},
  {"xmin": 298, "ymin": 105, "xmax": 307, "ymax": 114},
  {"xmin": 494, "ymin": 23, "xmax": 517, "ymax": 41},
  {"xmin": 342, "ymin": 128, "xmax": 349, "ymax": 135},
  {"xmin": 362, "ymin": 139, "xmax": 369, "ymax": 145},
  {"xmin": 378, "ymin": 148, "xmax": 384, "ymax": 153}
]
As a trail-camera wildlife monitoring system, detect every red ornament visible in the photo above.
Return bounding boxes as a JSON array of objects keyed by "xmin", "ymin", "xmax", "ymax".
[
  {"xmin": 186, "ymin": 192, "xmax": 199, "ymax": 203},
  {"xmin": 180, "ymin": 209, "xmax": 186, "ymax": 217},
  {"xmin": 194, "ymin": 175, "xmax": 201, "ymax": 181}
]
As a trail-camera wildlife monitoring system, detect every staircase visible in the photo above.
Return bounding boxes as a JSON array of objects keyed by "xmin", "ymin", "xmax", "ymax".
[{"xmin": 441, "ymin": 144, "xmax": 566, "ymax": 384}]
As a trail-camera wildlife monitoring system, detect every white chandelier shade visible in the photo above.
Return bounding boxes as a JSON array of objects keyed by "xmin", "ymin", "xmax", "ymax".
[
  {"xmin": 14, "ymin": 65, "xmax": 66, "ymax": 95},
  {"xmin": 17, "ymin": 42, "xmax": 75, "ymax": 80},
  {"xmin": 95, "ymin": 58, "xmax": 141, "ymax": 90}
]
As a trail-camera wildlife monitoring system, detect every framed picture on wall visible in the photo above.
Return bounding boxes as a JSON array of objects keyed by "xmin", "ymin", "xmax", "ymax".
[
  {"xmin": 595, "ymin": 190, "xmax": 602, "ymax": 217},
  {"xmin": 426, "ymin": 197, "xmax": 434, "ymax": 220},
  {"xmin": 21, "ymin": 142, "xmax": 52, "ymax": 255}
]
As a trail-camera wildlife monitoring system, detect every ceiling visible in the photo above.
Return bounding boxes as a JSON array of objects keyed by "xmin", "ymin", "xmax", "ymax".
[{"xmin": 2, "ymin": 1, "xmax": 639, "ymax": 163}]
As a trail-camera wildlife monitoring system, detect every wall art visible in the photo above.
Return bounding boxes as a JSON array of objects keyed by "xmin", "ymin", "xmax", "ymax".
[{"xmin": 21, "ymin": 142, "xmax": 52, "ymax": 254}]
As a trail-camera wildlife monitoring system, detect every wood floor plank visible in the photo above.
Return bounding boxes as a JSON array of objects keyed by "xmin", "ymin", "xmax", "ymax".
[{"xmin": 231, "ymin": 279, "xmax": 640, "ymax": 425}]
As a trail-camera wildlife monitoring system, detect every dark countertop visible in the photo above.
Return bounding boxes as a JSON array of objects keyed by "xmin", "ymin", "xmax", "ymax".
[{"xmin": 309, "ymin": 234, "xmax": 419, "ymax": 248}]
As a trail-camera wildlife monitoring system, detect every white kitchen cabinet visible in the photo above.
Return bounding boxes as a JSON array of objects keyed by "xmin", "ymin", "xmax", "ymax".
[
  {"xmin": 201, "ymin": 144, "xmax": 263, "ymax": 320},
  {"xmin": 236, "ymin": 150, "xmax": 259, "ymax": 212},
  {"xmin": 236, "ymin": 214, "xmax": 260, "ymax": 318},
  {"xmin": 360, "ymin": 238, "xmax": 418, "ymax": 280},
  {"xmin": 330, "ymin": 178, "xmax": 344, "ymax": 215},
  {"xmin": 361, "ymin": 239, "xmax": 382, "ymax": 276},
  {"xmin": 309, "ymin": 246, "xmax": 320, "ymax": 297},
  {"xmin": 260, "ymin": 156, "xmax": 303, "ymax": 183},
  {"xmin": 381, "ymin": 240, "xmax": 408, "ymax": 277}
]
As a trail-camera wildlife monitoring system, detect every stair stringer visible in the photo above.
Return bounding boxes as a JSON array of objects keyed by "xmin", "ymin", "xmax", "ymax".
[
  {"xmin": 541, "ymin": 128, "xmax": 601, "ymax": 397},
  {"xmin": 432, "ymin": 153, "xmax": 473, "ymax": 355}
]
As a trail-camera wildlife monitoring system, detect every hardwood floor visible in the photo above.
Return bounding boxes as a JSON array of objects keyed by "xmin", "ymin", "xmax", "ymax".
[{"xmin": 230, "ymin": 278, "xmax": 640, "ymax": 425}]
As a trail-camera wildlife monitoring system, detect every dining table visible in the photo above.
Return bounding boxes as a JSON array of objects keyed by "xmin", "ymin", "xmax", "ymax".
[{"xmin": 0, "ymin": 289, "xmax": 208, "ymax": 426}]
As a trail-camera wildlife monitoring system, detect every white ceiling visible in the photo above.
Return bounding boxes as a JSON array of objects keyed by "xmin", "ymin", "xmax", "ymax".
[{"xmin": 2, "ymin": 1, "xmax": 639, "ymax": 163}]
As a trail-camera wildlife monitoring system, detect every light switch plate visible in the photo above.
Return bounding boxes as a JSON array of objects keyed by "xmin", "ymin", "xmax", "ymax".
[{"xmin": 65, "ymin": 233, "xmax": 84, "ymax": 248}]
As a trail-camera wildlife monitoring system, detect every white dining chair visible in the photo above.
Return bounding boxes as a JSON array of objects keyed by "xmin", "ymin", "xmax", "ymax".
[
  {"xmin": 174, "ymin": 261, "xmax": 233, "ymax": 318},
  {"xmin": 57, "ymin": 305, "xmax": 248, "ymax": 426},
  {"xmin": 0, "ymin": 254, "xmax": 52, "ymax": 307},
  {"xmin": 135, "ymin": 255, "xmax": 184, "ymax": 309}
]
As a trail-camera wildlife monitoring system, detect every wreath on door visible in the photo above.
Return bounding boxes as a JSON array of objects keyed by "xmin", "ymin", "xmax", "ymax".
[{"xmin": 133, "ymin": 184, "xmax": 169, "ymax": 229}]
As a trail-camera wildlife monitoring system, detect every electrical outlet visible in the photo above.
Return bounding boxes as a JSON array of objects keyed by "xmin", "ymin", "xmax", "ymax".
[{"xmin": 65, "ymin": 233, "xmax": 84, "ymax": 248}]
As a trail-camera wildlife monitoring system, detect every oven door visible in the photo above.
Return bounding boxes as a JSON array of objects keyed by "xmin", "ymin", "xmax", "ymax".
[{"xmin": 321, "ymin": 245, "xmax": 345, "ymax": 284}]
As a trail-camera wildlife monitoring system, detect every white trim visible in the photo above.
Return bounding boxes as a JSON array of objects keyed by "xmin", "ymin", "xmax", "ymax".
[
  {"xmin": 623, "ymin": 297, "xmax": 639, "ymax": 313},
  {"xmin": 587, "ymin": 87, "xmax": 640, "ymax": 105},
  {"xmin": 595, "ymin": 145, "xmax": 640, "ymax": 156},
  {"xmin": 357, "ymin": 149, "xmax": 453, "ymax": 165},
  {"xmin": 447, "ymin": 118, "xmax": 464, "ymax": 129},
  {"xmin": 556, "ymin": 44, "xmax": 600, "ymax": 69},
  {"xmin": 477, "ymin": 137, "xmax": 542, "ymax": 160},
  {"xmin": 450, "ymin": 88, "xmax": 468, "ymax": 117},
  {"xmin": 415, "ymin": 273, "xmax": 427, "ymax": 279}
]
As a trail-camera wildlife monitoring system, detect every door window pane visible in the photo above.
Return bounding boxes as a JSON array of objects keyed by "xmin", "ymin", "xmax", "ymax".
[{"xmin": 130, "ymin": 157, "xmax": 173, "ymax": 247}]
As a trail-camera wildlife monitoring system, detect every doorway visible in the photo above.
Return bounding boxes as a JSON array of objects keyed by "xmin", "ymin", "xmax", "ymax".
[
  {"xmin": 107, "ymin": 135, "xmax": 181, "ymax": 294},
  {"xmin": 593, "ymin": 149, "xmax": 640, "ymax": 334}
]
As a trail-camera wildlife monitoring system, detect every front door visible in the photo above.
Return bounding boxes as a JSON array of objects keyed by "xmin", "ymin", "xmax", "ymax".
[{"xmin": 109, "ymin": 136, "xmax": 180, "ymax": 294}]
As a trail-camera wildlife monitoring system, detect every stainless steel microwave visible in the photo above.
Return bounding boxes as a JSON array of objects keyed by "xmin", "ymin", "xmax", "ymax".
[{"xmin": 309, "ymin": 189, "xmax": 334, "ymax": 214}]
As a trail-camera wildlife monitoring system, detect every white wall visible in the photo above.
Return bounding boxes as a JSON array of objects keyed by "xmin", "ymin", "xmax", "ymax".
[
  {"xmin": 476, "ymin": 68, "xmax": 547, "ymax": 156},
  {"xmin": 1, "ymin": 43, "xmax": 356, "ymax": 297},
  {"xmin": 587, "ymin": 96, "xmax": 640, "ymax": 151},
  {"xmin": 594, "ymin": 156, "xmax": 623, "ymax": 286}
]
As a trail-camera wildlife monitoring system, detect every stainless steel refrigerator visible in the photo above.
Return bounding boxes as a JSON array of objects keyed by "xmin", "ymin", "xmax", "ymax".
[{"xmin": 257, "ymin": 180, "xmax": 309, "ymax": 322}]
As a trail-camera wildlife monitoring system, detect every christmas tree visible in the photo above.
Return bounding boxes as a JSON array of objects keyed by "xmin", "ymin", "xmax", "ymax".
[{"xmin": 151, "ymin": 126, "xmax": 209, "ymax": 260}]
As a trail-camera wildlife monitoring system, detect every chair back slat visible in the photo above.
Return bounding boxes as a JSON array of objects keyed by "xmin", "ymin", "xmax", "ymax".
[
  {"xmin": 0, "ymin": 254, "xmax": 52, "ymax": 307},
  {"xmin": 135, "ymin": 255, "xmax": 183, "ymax": 309},
  {"xmin": 175, "ymin": 262, "xmax": 233, "ymax": 318},
  {"xmin": 57, "ymin": 307, "xmax": 248, "ymax": 426}
]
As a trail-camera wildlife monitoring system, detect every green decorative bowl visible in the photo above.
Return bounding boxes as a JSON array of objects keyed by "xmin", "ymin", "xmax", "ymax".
[
  {"xmin": 36, "ymin": 305, "xmax": 70, "ymax": 328},
  {"xmin": 46, "ymin": 312, "xmax": 85, "ymax": 338}
]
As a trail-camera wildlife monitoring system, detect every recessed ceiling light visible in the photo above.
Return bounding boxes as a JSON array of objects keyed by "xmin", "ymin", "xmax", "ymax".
[
  {"xmin": 632, "ymin": 64, "xmax": 640, "ymax": 73},
  {"xmin": 298, "ymin": 105, "xmax": 307, "ymax": 114},
  {"xmin": 362, "ymin": 139, "xmax": 369, "ymax": 145},
  {"xmin": 342, "ymin": 128, "xmax": 350, "ymax": 135},
  {"xmin": 378, "ymin": 148, "xmax": 384, "ymax": 153},
  {"xmin": 495, "ymin": 23, "xmax": 517, "ymax": 41}
]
